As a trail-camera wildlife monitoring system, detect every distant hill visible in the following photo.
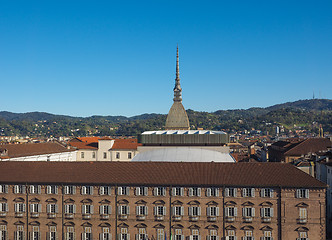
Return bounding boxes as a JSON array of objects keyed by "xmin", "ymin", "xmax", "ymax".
[{"xmin": 0, "ymin": 99, "xmax": 331, "ymax": 137}]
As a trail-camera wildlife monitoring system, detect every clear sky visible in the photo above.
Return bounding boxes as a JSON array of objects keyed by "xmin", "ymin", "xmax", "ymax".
[{"xmin": 1, "ymin": 1, "xmax": 331, "ymax": 117}]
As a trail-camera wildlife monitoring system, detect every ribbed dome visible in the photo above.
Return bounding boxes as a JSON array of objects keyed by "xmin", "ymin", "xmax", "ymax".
[{"xmin": 165, "ymin": 102, "xmax": 190, "ymax": 130}]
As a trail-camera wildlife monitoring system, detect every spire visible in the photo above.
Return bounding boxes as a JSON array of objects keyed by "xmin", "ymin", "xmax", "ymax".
[{"xmin": 173, "ymin": 46, "xmax": 182, "ymax": 102}]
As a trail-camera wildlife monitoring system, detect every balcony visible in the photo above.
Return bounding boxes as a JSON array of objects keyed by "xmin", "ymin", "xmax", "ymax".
[
  {"xmin": 100, "ymin": 214, "xmax": 109, "ymax": 220},
  {"xmin": 189, "ymin": 216, "xmax": 199, "ymax": 222},
  {"xmin": 30, "ymin": 212, "xmax": 39, "ymax": 218},
  {"xmin": 261, "ymin": 217, "xmax": 271, "ymax": 223},
  {"xmin": 154, "ymin": 215, "xmax": 164, "ymax": 221},
  {"xmin": 118, "ymin": 214, "xmax": 128, "ymax": 220},
  {"xmin": 47, "ymin": 213, "xmax": 56, "ymax": 219},
  {"xmin": 297, "ymin": 218, "xmax": 307, "ymax": 224},
  {"xmin": 243, "ymin": 216, "xmax": 253, "ymax": 223},
  {"xmin": 172, "ymin": 215, "xmax": 182, "ymax": 221},
  {"xmin": 65, "ymin": 213, "xmax": 74, "ymax": 219},
  {"xmin": 15, "ymin": 212, "xmax": 24, "ymax": 218},
  {"xmin": 82, "ymin": 214, "xmax": 91, "ymax": 220},
  {"xmin": 225, "ymin": 216, "xmax": 235, "ymax": 222},
  {"xmin": 0, "ymin": 212, "xmax": 7, "ymax": 217},
  {"xmin": 137, "ymin": 215, "xmax": 146, "ymax": 221},
  {"xmin": 207, "ymin": 216, "xmax": 217, "ymax": 222}
]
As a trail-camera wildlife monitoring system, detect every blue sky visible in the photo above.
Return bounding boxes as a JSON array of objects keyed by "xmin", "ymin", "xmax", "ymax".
[{"xmin": 0, "ymin": 1, "xmax": 331, "ymax": 117}]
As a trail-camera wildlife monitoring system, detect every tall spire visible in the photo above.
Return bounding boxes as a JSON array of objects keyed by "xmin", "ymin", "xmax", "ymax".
[{"xmin": 173, "ymin": 46, "xmax": 182, "ymax": 102}]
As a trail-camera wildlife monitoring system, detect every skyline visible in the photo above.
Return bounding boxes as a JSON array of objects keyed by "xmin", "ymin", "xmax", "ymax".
[{"xmin": 1, "ymin": 1, "xmax": 332, "ymax": 117}]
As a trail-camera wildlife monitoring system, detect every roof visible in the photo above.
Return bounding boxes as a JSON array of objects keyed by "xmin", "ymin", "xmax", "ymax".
[
  {"xmin": 111, "ymin": 139, "xmax": 140, "ymax": 150},
  {"xmin": 132, "ymin": 147, "xmax": 235, "ymax": 162},
  {"xmin": 142, "ymin": 130, "xmax": 227, "ymax": 135},
  {"xmin": 285, "ymin": 138, "xmax": 331, "ymax": 156},
  {"xmin": 69, "ymin": 141, "xmax": 98, "ymax": 150},
  {"xmin": 0, "ymin": 142, "xmax": 75, "ymax": 159},
  {"xmin": 0, "ymin": 161, "xmax": 326, "ymax": 188}
]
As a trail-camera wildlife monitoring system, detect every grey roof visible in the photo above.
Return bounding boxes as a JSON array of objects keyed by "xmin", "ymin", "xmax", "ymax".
[{"xmin": 142, "ymin": 130, "xmax": 227, "ymax": 135}]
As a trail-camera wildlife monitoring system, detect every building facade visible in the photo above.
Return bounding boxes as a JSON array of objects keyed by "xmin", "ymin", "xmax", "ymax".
[{"xmin": 0, "ymin": 161, "xmax": 326, "ymax": 240}]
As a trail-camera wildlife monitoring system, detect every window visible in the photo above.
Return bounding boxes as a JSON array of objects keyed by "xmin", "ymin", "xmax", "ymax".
[
  {"xmin": 119, "ymin": 228, "xmax": 129, "ymax": 240},
  {"xmin": 64, "ymin": 204, "xmax": 76, "ymax": 218},
  {"xmin": 136, "ymin": 228, "xmax": 147, "ymax": 240},
  {"xmin": 188, "ymin": 206, "xmax": 201, "ymax": 217},
  {"xmin": 118, "ymin": 186, "xmax": 129, "ymax": 195},
  {"xmin": 157, "ymin": 229, "xmax": 164, "ymax": 240},
  {"xmin": 100, "ymin": 186, "xmax": 111, "ymax": 195},
  {"xmin": 226, "ymin": 230, "xmax": 235, "ymax": 240},
  {"xmin": 14, "ymin": 185, "xmax": 26, "ymax": 194},
  {"xmin": 15, "ymin": 225, "xmax": 25, "ymax": 240},
  {"xmin": 261, "ymin": 207, "xmax": 273, "ymax": 218},
  {"xmin": 174, "ymin": 229, "xmax": 183, "ymax": 240},
  {"xmin": 81, "ymin": 152, "xmax": 85, "ymax": 159},
  {"xmin": 244, "ymin": 230, "xmax": 253, "ymax": 240},
  {"xmin": 30, "ymin": 203, "xmax": 42, "ymax": 217},
  {"xmin": 172, "ymin": 206, "xmax": 184, "ymax": 218},
  {"xmin": 46, "ymin": 185, "xmax": 58, "ymax": 194},
  {"xmin": 225, "ymin": 207, "xmax": 237, "ymax": 218},
  {"xmin": 262, "ymin": 231, "xmax": 272, "ymax": 240},
  {"xmin": 136, "ymin": 205, "xmax": 148, "ymax": 216},
  {"xmin": 298, "ymin": 208, "xmax": 307, "ymax": 223},
  {"xmin": 66, "ymin": 227, "xmax": 75, "ymax": 240},
  {"xmin": 261, "ymin": 188, "xmax": 274, "ymax": 198},
  {"xmin": 242, "ymin": 207, "xmax": 255, "ymax": 217},
  {"xmin": 0, "ymin": 203, "xmax": 8, "ymax": 215},
  {"xmin": 29, "ymin": 185, "xmax": 41, "ymax": 194},
  {"xmin": 207, "ymin": 206, "xmax": 219, "ymax": 217},
  {"xmin": 135, "ymin": 187, "xmax": 148, "ymax": 196},
  {"xmin": 224, "ymin": 188, "xmax": 237, "ymax": 197},
  {"xmin": 190, "ymin": 229, "xmax": 200, "ymax": 240},
  {"xmin": 64, "ymin": 185, "xmax": 76, "ymax": 195},
  {"xmin": 103, "ymin": 152, "xmax": 107, "ymax": 159},
  {"xmin": 31, "ymin": 226, "xmax": 40, "ymax": 240},
  {"xmin": 298, "ymin": 231, "xmax": 308, "ymax": 240},
  {"xmin": 100, "ymin": 227, "xmax": 111, "ymax": 240},
  {"xmin": 296, "ymin": 189, "xmax": 309, "ymax": 198},
  {"xmin": 207, "ymin": 229, "xmax": 218, "ymax": 240},
  {"xmin": 82, "ymin": 227, "xmax": 92, "ymax": 240},
  {"xmin": 81, "ymin": 186, "xmax": 94, "ymax": 195},
  {"xmin": 206, "ymin": 188, "xmax": 219, "ymax": 197},
  {"xmin": 116, "ymin": 152, "xmax": 120, "ymax": 159},
  {"xmin": 0, "ymin": 185, "xmax": 8, "ymax": 193},
  {"xmin": 154, "ymin": 187, "xmax": 166, "ymax": 196},
  {"xmin": 128, "ymin": 152, "xmax": 132, "ymax": 159},
  {"xmin": 172, "ymin": 187, "xmax": 184, "ymax": 196},
  {"xmin": 48, "ymin": 226, "xmax": 57, "ymax": 240},
  {"xmin": 118, "ymin": 205, "xmax": 129, "ymax": 215},
  {"xmin": 14, "ymin": 203, "xmax": 26, "ymax": 216},
  {"xmin": 242, "ymin": 188, "xmax": 255, "ymax": 197},
  {"xmin": 154, "ymin": 205, "xmax": 166, "ymax": 219},
  {"xmin": 100, "ymin": 205, "xmax": 111, "ymax": 215},
  {"xmin": 92, "ymin": 152, "xmax": 96, "ymax": 158},
  {"xmin": 188, "ymin": 187, "xmax": 201, "ymax": 197},
  {"xmin": 82, "ymin": 204, "xmax": 94, "ymax": 215},
  {"xmin": 47, "ymin": 204, "xmax": 58, "ymax": 217},
  {"xmin": 0, "ymin": 225, "xmax": 7, "ymax": 240}
]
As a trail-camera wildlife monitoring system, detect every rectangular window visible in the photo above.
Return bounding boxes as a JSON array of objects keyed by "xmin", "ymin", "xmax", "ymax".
[
  {"xmin": 64, "ymin": 204, "xmax": 76, "ymax": 214},
  {"xmin": 47, "ymin": 204, "xmax": 58, "ymax": 214},
  {"xmin": 83, "ymin": 227, "xmax": 92, "ymax": 240},
  {"xmin": 66, "ymin": 227, "xmax": 75, "ymax": 240},
  {"xmin": 31, "ymin": 226, "xmax": 40, "ymax": 240},
  {"xmin": 92, "ymin": 152, "xmax": 96, "ymax": 158},
  {"xmin": 157, "ymin": 229, "xmax": 164, "ymax": 240},
  {"xmin": 81, "ymin": 152, "xmax": 85, "ymax": 158},
  {"xmin": 296, "ymin": 189, "xmax": 309, "ymax": 198},
  {"xmin": 100, "ymin": 205, "xmax": 111, "ymax": 215},
  {"xmin": 116, "ymin": 152, "xmax": 120, "ymax": 159},
  {"xmin": 100, "ymin": 227, "xmax": 111, "ymax": 240},
  {"xmin": 299, "ymin": 208, "xmax": 307, "ymax": 219},
  {"xmin": 82, "ymin": 205, "xmax": 94, "ymax": 214},
  {"xmin": 242, "ymin": 207, "xmax": 255, "ymax": 217},
  {"xmin": 224, "ymin": 188, "xmax": 237, "ymax": 197},
  {"xmin": 103, "ymin": 152, "xmax": 107, "ymax": 159},
  {"xmin": 172, "ymin": 206, "xmax": 184, "ymax": 216},
  {"xmin": 175, "ymin": 229, "xmax": 183, "ymax": 240},
  {"xmin": 136, "ymin": 205, "xmax": 147, "ymax": 216},
  {"xmin": 64, "ymin": 186, "xmax": 76, "ymax": 195},
  {"xmin": 261, "ymin": 188, "xmax": 273, "ymax": 198},
  {"xmin": 119, "ymin": 205, "xmax": 129, "ymax": 215},
  {"xmin": 225, "ymin": 207, "xmax": 237, "ymax": 217},
  {"xmin": 242, "ymin": 188, "xmax": 255, "ymax": 197},
  {"xmin": 0, "ymin": 225, "xmax": 7, "ymax": 240},
  {"xmin": 135, "ymin": 187, "xmax": 148, "ymax": 196},
  {"xmin": 207, "ymin": 206, "xmax": 219, "ymax": 217},
  {"xmin": 172, "ymin": 187, "xmax": 184, "ymax": 196},
  {"xmin": 100, "ymin": 186, "xmax": 111, "ymax": 195},
  {"xmin": 261, "ymin": 207, "xmax": 273, "ymax": 218},
  {"xmin": 189, "ymin": 187, "xmax": 201, "ymax": 197},
  {"xmin": 128, "ymin": 152, "xmax": 132, "ymax": 159},
  {"xmin": 189, "ymin": 206, "xmax": 201, "ymax": 216},
  {"xmin": 49, "ymin": 226, "xmax": 57, "ymax": 240},
  {"xmin": 14, "ymin": 185, "xmax": 26, "ymax": 194},
  {"xmin": 191, "ymin": 229, "xmax": 200, "ymax": 240},
  {"xmin": 0, "ymin": 203, "xmax": 8, "ymax": 213},
  {"xmin": 263, "ymin": 231, "xmax": 272, "ymax": 240},
  {"xmin": 15, "ymin": 203, "xmax": 26, "ymax": 213},
  {"xmin": 154, "ymin": 206, "xmax": 166, "ymax": 216}
]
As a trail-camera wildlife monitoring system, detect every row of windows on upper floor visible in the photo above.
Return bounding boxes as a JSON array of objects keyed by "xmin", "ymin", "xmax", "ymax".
[
  {"xmin": 0, "ymin": 185, "xmax": 310, "ymax": 199},
  {"xmin": 80, "ymin": 151, "xmax": 132, "ymax": 159}
]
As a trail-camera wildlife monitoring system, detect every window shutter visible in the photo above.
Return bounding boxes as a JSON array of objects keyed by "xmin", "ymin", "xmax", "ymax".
[
  {"xmin": 270, "ymin": 208, "xmax": 274, "ymax": 217},
  {"xmin": 270, "ymin": 189, "xmax": 274, "ymax": 198},
  {"xmin": 37, "ymin": 185, "xmax": 41, "ymax": 194},
  {"xmin": 100, "ymin": 187, "xmax": 104, "ymax": 195},
  {"xmin": 29, "ymin": 204, "xmax": 33, "ymax": 213},
  {"xmin": 225, "ymin": 207, "xmax": 229, "ymax": 217},
  {"xmin": 242, "ymin": 188, "xmax": 246, "ymax": 197},
  {"xmin": 296, "ymin": 189, "xmax": 300, "ymax": 198},
  {"xmin": 47, "ymin": 204, "xmax": 51, "ymax": 213},
  {"xmin": 118, "ymin": 206, "xmax": 122, "ymax": 215},
  {"xmin": 55, "ymin": 186, "xmax": 58, "ymax": 194},
  {"xmin": 251, "ymin": 188, "xmax": 255, "ymax": 197},
  {"xmin": 189, "ymin": 207, "xmax": 193, "ymax": 216},
  {"xmin": 55, "ymin": 204, "xmax": 58, "ymax": 213},
  {"xmin": 197, "ymin": 188, "xmax": 201, "ymax": 196},
  {"xmin": 65, "ymin": 205, "xmax": 68, "ymax": 214},
  {"xmin": 15, "ymin": 203, "xmax": 18, "ymax": 212},
  {"xmin": 181, "ymin": 206, "xmax": 184, "ymax": 215},
  {"xmin": 23, "ymin": 204, "xmax": 26, "ymax": 212},
  {"xmin": 100, "ymin": 205, "xmax": 103, "ymax": 214},
  {"xmin": 145, "ymin": 206, "xmax": 148, "ymax": 215},
  {"xmin": 126, "ymin": 206, "xmax": 130, "ymax": 215},
  {"xmin": 90, "ymin": 186, "xmax": 93, "ymax": 195},
  {"xmin": 305, "ymin": 189, "xmax": 309, "ymax": 198},
  {"xmin": 242, "ymin": 208, "xmax": 245, "ymax": 217},
  {"xmin": 216, "ymin": 207, "xmax": 220, "ymax": 216},
  {"xmin": 73, "ymin": 204, "xmax": 76, "ymax": 213},
  {"xmin": 162, "ymin": 187, "xmax": 166, "ymax": 196},
  {"xmin": 64, "ymin": 186, "xmax": 68, "ymax": 194},
  {"xmin": 198, "ymin": 207, "xmax": 201, "ymax": 216},
  {"xmin": 136, "ymin": 206, "xmax": 139, "ymax": 215},
  {"xmin": 225, "ymin": 188, "xmax": 229, "ymax": 197},
  {"xmin": 5, "ymin": 185, "xmax": 8, "ymax": 193},
  {"xmin": 47, "ymin": 186, "xmax": 51, "ymax": 194},
  {"xmin": 82, "ymin": 205, "xmax": 86, "ymax": 214},
  {"xmin": 261, "ymin": 189, "xmax": 265, "ymax": 197},
  {"xmin": 153, "ymin": 206, "xmax": 157, "ymax": 215},
  {"xmin": 189, "ymin": 188, "xmax": 193, "ymax": 197},
  {"xmin": 22, "ymin": 185, "xmax": 26, "ymax": 193},
  {"xmin": 180, "ymin": 187, "xmax": 184, "ymax": 196},
  {"xmin": 163, "ymin": 206, "xmax": 166, "ymax": 215},
  {"xmin": 172, "ymin": 188, "xmax": 176, "ymax": 196},
  {"xmin": 234, "ymin": 188, "xmax": 237, "ymax": 197},
  {"xmin": 172, "ymin": 206, "xmax": 175, "ymax": 215},
  {"xmin": 207, "ymin": 188, "xmax": 211, "ymax": 197},
  {"xmin": 5, "ymin": 203, "xmax": 8, "ymax": 212},
  {"xmin": 82, "ymin": 186, "xmax": 86, "ymax": 195},
  {"xmin": 252, "ymin": 207, "xmax": 255, "ymax": 217},
  {"xmin": 91, "ymin": 205, "xmax": 94, "ymax": 214},
  {"xmin": 233, "ymin": 207, "xmax": 237, "ymax": 216},
  {"xmin": 126, "ymin": 187, "xmax": 129, "ymax": 195},
  {"xmin": 215, "ymin": 189, "xmax": 219, "ymax": 197},
  {"xmin": 207, "ymin": 207, "xmax": 211, "ymax": 216},
  {"xmin": 260, "ymin": 208, "xmax": 264, "ymax": 217},
  {"xmin": 154, "ymin": 188, "xmax": 157, "ymax": 196}
]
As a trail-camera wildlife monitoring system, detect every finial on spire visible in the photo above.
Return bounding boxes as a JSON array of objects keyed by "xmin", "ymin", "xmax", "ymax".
[{"xmin": 173, "ymin": 46, "xmax": 182, "ymax": 102}]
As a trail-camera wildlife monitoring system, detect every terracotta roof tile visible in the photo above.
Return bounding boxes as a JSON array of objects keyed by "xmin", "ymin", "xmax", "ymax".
[
  {"xmin": 0, "ymin": 162, "xmax": 326, "ymax": 188},
  {"xmin": 111, "ymin": 139, "xmax": 140, "ymax": 150},
  {"xmin": 285, "ymin": 138, "xmax": 331, "ymax": 156}
]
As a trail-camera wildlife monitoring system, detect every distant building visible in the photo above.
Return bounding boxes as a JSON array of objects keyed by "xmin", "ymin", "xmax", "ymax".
[
  {"xmin": 0, "ymin": 142, "xmax": 76, "ymax": 161},
  {"xmin": 68, "ymin": 137, "xmax": 139, "ymax": 161},
  {"xmin": 0, "ymin": 161, "xmax": 327, "ymax": 240},
  {"xmin": 268, "ymin": 138, "xmax": 331, "ymax": 163}
]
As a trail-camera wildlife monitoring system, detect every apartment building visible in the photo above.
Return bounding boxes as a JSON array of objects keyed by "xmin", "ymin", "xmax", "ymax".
[{"xmin": 0, "ymin": 161, "xmax": 326, "ymax": 240}]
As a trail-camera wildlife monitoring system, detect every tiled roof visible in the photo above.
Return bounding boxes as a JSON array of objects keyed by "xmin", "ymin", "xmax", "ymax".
[
  {"xmin": 0, "ymin": 162, "xmax": 325, "ymax": 188},
  {"xmin": 285, "ymin": 138, "xmax": 331, "ymax": 156},
  {"xmin": 69, "ymin": 142, "xmax": 98, "ymax": 150},
  {"xmin": 111, "ymin": 139, "xmax": 140, "ymax": 150},
  {"xmin": 0, "ymin": 142, "xmax": 75, "ymax": 159}
]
